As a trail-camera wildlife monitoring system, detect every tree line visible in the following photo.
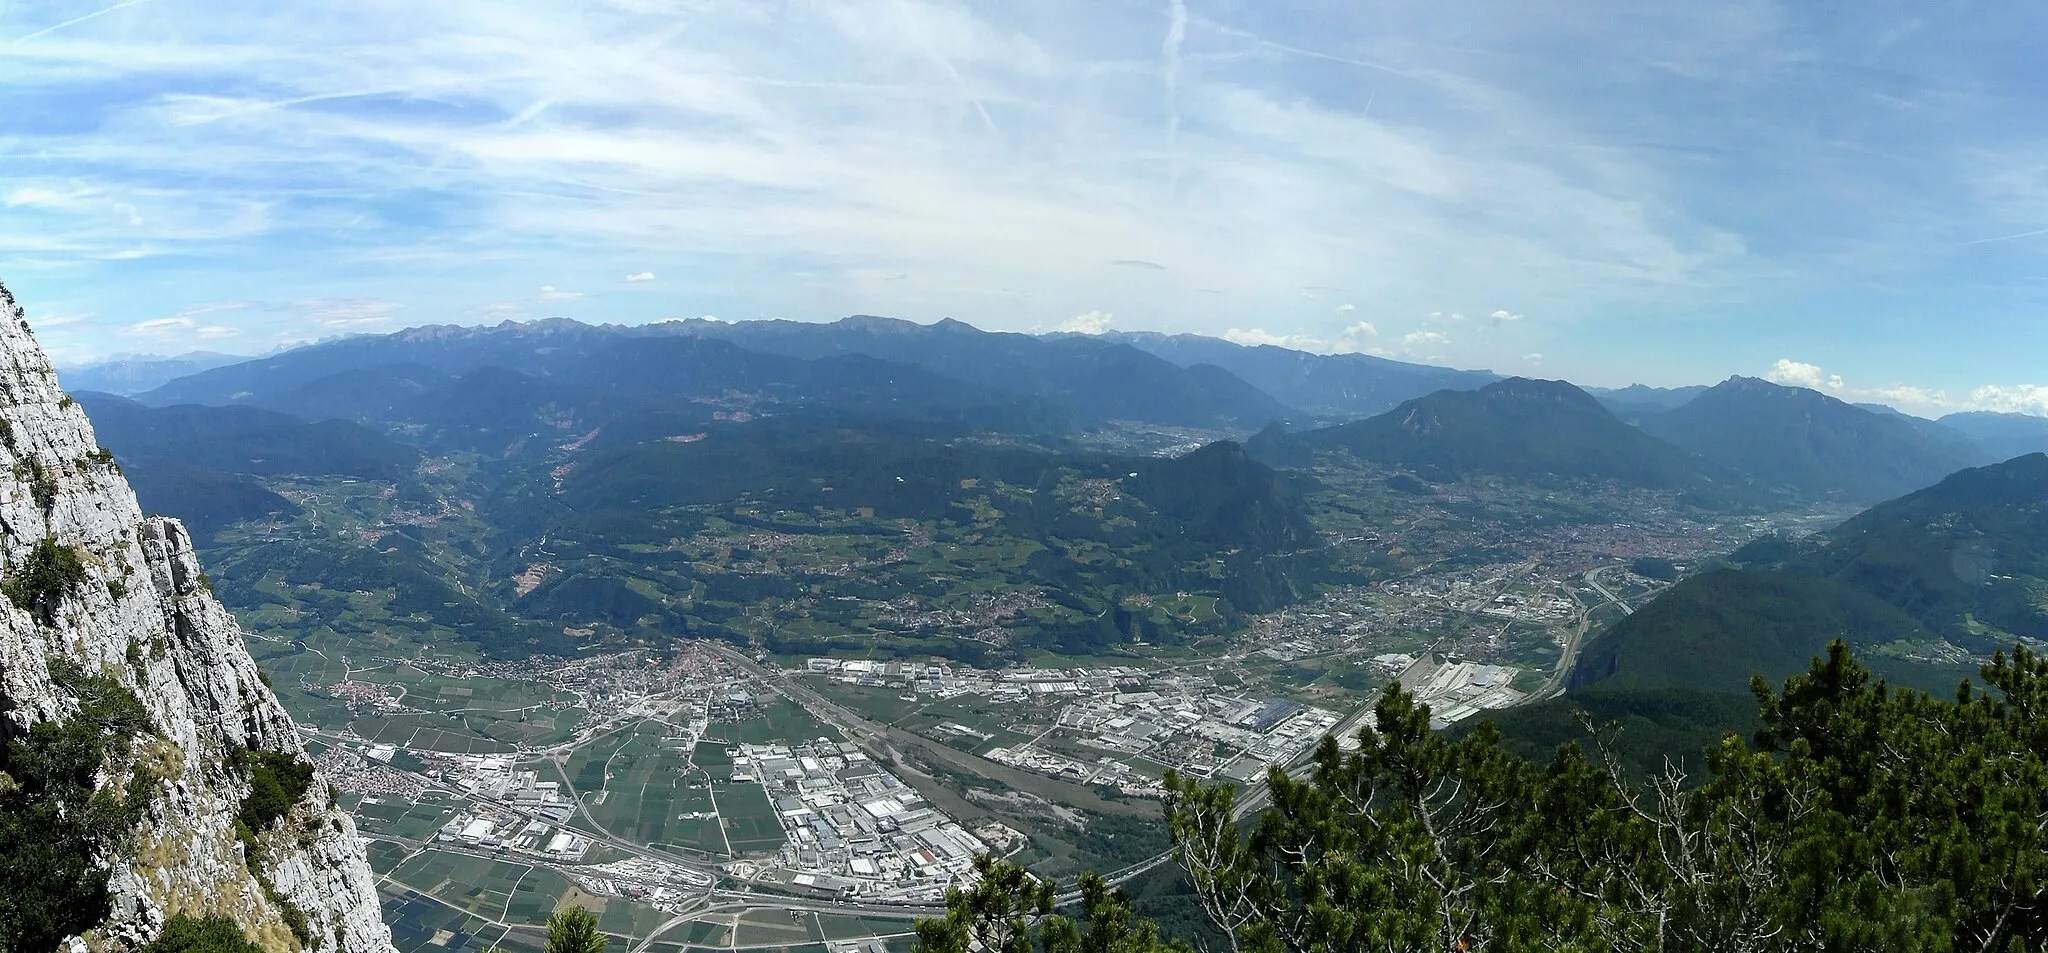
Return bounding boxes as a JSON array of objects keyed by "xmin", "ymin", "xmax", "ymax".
[{"xmin": 915, "ymin": 642, "xmax": 2048, "ymax": 952}]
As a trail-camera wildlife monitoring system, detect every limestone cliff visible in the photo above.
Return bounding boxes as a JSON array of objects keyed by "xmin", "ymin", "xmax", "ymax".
[{"xmin": 0, "ymin": 281, "xmax": 393, "ymax": 953}]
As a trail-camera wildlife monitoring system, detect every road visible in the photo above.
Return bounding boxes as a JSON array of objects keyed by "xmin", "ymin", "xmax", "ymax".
[{"xmin": 1583, "ymin": 565, "xmax": 1635, "ymax": 614}]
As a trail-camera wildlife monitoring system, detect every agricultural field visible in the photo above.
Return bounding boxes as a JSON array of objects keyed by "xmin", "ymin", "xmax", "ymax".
[
  {"xmin": 344, "ymin": 790, "xmax": 465, "ymax": 842},
  {"xmin": 247, "ymin": 626, "xmax": 579, "ymax": 753},
  {"xmin": 707, "ymin": 699, "xmax": 843, "ymax": 746},
  {"xmin": 385, "ymin": 851, "xmax": 538, "ymax": 923},
  {"xmin": 381, "ymin": 890, "xmax": 511, "ymax": 953},
  {"xmin": 572, "ymin": 723, "xmax": 721, "ymax": 852},
  {"xmin": 709, "ymin": 779, "xmax": 784, "ymax": 855}
]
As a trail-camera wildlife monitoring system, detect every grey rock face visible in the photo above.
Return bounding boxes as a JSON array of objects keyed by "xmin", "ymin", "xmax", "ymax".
[{"xmin": 0, "ymin": 281, "xmax": 393, "ymax": 953}]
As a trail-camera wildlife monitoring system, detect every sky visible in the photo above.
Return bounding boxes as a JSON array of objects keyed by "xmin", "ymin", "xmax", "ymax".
[{"xmin": 4, "ymin": 1, "xmax": 2048, "ymax": 415}]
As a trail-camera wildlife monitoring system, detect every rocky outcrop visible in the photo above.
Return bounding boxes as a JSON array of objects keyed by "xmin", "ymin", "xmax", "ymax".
[{"xmin": 0, "ymin": 281, "xmax": 393, "ymax": 953}]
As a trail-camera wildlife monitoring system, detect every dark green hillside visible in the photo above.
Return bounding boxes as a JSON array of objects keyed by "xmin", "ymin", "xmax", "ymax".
[
  {"xmin": 263, "ymin": 362, "xmax": 451, "ymax": 422},
  {"xmin": 1572, "ymin": 569, "xmax": 1929, "ymax": 691},
  {"xmin": 1469, "ymin": 686, "xmax": 1760, "ymax": 778},
  {"xmin": 1640, "ymin": 376, "xmax": 1976, "ymax": 502},
  {"xmin": 559, "ymin": 420, "xmax": 1308, "ymax": 557},
  {"xmin": 1573, "ymin": 453, "xmax": 2048, "ymax": 698},
  {"xmin": 1279, "ymin": 378, "xmax": 1734, "ymax": 496},
  {"xmin": 1811, "ymin": 451, "xmax": 2048, "ymax": 643},
  {"xmin": 120, "ymin": 462, "xmax": 298, "ymax": 538},
  {"xmin": 1123, "ymin": 440, "xmax": 1316, "ymax": 552},
  {"xmin": 520, "ymin": 419, "xmax": 1323, "ymax": 655},
  {"xmin": 77, "ymin": 392, "xmax": 417, "ymax": 540},
  {"xmin": 75, "ymin": 392, "xmax": 418, "ymax": 479},
  {"xmin": 206, "ymin": 534, "xmax": 566, "ymax": 657}
]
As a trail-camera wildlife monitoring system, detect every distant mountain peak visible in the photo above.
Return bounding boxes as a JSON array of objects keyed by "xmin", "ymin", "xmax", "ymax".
[{"xmin": 1641, "ymin": 374, "xmax": 1980, "ymax": 502}]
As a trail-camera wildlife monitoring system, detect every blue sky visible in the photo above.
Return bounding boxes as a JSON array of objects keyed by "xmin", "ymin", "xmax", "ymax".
[{"xmin": 4, "ymin": 0, "xmax": 2048, "ymax": 414}]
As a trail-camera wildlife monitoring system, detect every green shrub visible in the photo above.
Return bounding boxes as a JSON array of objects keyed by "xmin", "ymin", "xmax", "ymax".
[
  {"xmin": 233, "ymin": 748, "xmax": 314, "ymax": 837},
  {"xmin": 19, "ymin": 458, "xmax": 58, "ymax": 512},
  {"xmin": 0, "ymin": 663, "xmax": 153, "ymax": 952},
  {"xmin": 3, "ymin": 536, "xmax": 87, "ymax": 626},
  {"xmin": 140, "ymin": 914, "xmax": 265, "ymax": 953}
]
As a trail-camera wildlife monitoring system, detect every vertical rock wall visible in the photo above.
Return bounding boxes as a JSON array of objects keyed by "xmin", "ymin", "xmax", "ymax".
[{"xmin": 0, "ymin": 281, "xmax": 394, "ymax": 953}]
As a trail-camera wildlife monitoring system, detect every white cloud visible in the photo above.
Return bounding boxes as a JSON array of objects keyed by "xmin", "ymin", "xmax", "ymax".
[
  {"xmin": 1222, "ymin": 322, "xmax": 1378, "ymax": 353},
  {"xmin": 1490, "ymin": 309, "xmax": 1523, "ymax": 324},
  {"xmin": 538, "ymin": 285, "xmax": 584, "ymax": 302},
  {"xmin": 1522, "ymin": 352, "xmax": 1543, "ymax": 363},
  {"xmin": 1059, "ymin": 310, "xmax": 1114, "ymax": 334},
  {"xmin": 624, "ymin": 272, "xmax": 655, "ymax": 282},
  {"xmin": 1968, "ymin": 385, "xmax": 2048, "ymax": 416},
  {"xmin": 1334, "ymin": 302, "xmax": 1355, "ymax": 313},
  {"xmin": 1403, "ymin": 330, "xmax": 1448, "ymax": 346},
  {"xmin": 1223, "ymin": 327, "xmax": 1290, "ymax": 347},
  {"xmin": 1762, "ymin": 360, "xmax": 1966, "ymax": 415},
  {"xmin": 1765, "ymin": 358, "xmax": 1828, "ymax": 389}
]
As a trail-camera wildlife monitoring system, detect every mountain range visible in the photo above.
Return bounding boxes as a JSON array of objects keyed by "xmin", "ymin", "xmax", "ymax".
[
  {"xmin": 56, "ymin": 350, "xmax": 246, "ymax": 395},
  {"xmin": 1254, "ymin": 377, "xmax": 1745, "ymax": 498},
  {"xmin": 1639, "ymin": 376, "xmax": 1984, "ymax": 503}
]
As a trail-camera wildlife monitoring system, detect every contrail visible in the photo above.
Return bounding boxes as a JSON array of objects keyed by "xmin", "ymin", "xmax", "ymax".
[
  {"xmin": 891, "ymin": 0, "xmax": 997, "ymax": 134},
  {"xmin": 7, "ymin": 0, "xmax": 154, "ymax": 45},
  {"xmin": 1962, "ymin": 226, "xmax": 2048, "ymax": 246},
  {"xmin": 1163, "ymin": 0, "xmax": 1186, "ymax": 143}
]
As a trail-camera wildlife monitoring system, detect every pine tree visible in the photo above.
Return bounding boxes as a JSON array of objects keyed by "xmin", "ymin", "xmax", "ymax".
[
  {"xmin": 545, "ymin": 907, "xmax": 607, "ymax": 953},
  {"xmin": 918, "ymin": 640, "xmax": 2048, "ymax": 952}
]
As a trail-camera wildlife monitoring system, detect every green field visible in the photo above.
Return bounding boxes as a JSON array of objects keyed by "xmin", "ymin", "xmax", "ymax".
[
  {"xmin": 714, "ymin": 781, "xmax": 785, "ymax": 854},
  {"xmin": 578, "ymin": 723, "xmax": 721, "ymax": 851},
  {"xmin": 386, "ymin": 851, "xmax": 536, "ymax": 922},
  {"xmin": 709, "ymin": 699, "xmax": 843, "ymax": 745},
  {"xmin": 246, "ymin": 628, "xmax": 580, "ymax": 753},
  {"xmin": 382, "ymin": 890, "xmax": 509, "ymax": 953},
  {"xmin": 344, "ymin": 790, "xmax": 464, "ymax": 841},
  {"xmin": 502, "ymin": 866, "xmax": 578, "ymax": 927}
]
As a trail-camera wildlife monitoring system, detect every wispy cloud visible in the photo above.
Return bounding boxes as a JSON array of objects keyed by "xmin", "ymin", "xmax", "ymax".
[
  {"xmin": 624, "ymin": 271, "xmax": 655, "ymax": 282},
  {"xmin": 296, "ymin": 297, "xmax": 402, "ymax": 328},
  {"xmin": 538, "ymin": 285, "xmax": 584, "ymax": 303},
  {"xmin": 0, "ymin": 0, "xmax": 2040, "ymax": 392}
]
